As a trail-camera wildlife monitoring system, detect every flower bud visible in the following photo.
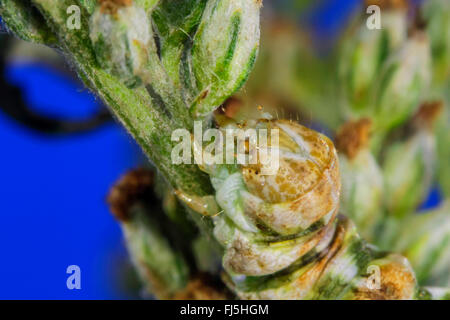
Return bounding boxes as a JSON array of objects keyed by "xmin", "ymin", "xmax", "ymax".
[
  {"xmin": 423, "ymin": 0, "xmax": 450, "ymax": 87},
  {"xmin": 123, "ymin": 208, "xmax": 190, "ymax": 297},
  {"xmin": 344, "ymin": 252, "xmax": 417, "ymax": 300},
  {"xmin": 190, "ymin": 0, "xmax": 261, "ymax": 117},
  {"xmin": 393, "ymin": 200, "xmax": 450, "ymax": 286},
  {"xmin": 107, "ymin": 168, "xmax": 189, "ymax": 298},
  {"xmin": 89, "ymin": 0, "xmax": 158, "ymax": 88},
  {"xmin": 436, "ymin": 106, "xmax": 450, "ymax": 197},
  {"xmin": 423, "ymin": 287, "xmax": 450, "ymax": 300},
  {"xmin": 336, "ymin": 119, "xmax": 384, "ymax": 241},
  {"xmin": 338, "ymin": 4, "xmax": 408, "ymax": 116},
  {"xmin": 373, "ymin": 32, "xmax": 432, "ymax": 132},
  {"xmin": 383, "ymin": 102, "xmax": 443, "ymax": 218}
]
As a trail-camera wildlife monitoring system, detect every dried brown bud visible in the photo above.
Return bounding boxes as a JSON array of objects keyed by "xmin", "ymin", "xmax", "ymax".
[
  {"xmin": 99, "ymin": 0, "xmax": 132, "ymax": 15},
  {"xmin": 353, "ymin": 255, "xmax": 416, "ymax": 300},
  {"xmin": 412, "ymin": 101, "xmax": 444, "ymax": 130},
  {"xmin": 107, "ymin": 168, "xmax": 153, "ymax": 222},
  {"xmin": 335, "ymin": 118, "xmax": 372, "ymax": 159}
]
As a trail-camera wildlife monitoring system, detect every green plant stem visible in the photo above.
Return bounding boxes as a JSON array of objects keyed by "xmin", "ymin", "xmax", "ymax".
[{"xmin": 27, "ymin": 0, "xmax": 216, "ymax": 237}]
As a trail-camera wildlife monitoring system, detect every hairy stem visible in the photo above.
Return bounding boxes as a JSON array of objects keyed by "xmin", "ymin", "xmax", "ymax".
[{"xmin": 28, "ymin": 0, "xmax": 215, "ymax": 236}]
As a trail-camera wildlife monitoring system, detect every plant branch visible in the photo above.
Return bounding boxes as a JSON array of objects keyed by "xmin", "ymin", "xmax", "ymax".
[{"xmin": 21, "ymin": 0, "xmax": 216, "ymax": 242}]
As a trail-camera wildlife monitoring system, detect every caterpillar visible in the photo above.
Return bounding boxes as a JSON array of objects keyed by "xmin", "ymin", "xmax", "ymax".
[
  {"xmin": 8, "ymin": 0, "xmax": 447, "ymax": 300},
  {"xmin": 178, "ymin": 118, "xmax": 449, "ymax": 300}
]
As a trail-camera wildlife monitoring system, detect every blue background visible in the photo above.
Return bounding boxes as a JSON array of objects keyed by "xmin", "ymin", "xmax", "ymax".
[
  {"xmin": 0, "ymin": 0, "xmax": 439, "ymax": 299},
  {"xmin": 0, "ymin": 64, "xmax": 142, "ymax": 299}
]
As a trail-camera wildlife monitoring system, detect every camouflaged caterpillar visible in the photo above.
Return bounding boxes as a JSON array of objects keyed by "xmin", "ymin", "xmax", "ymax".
[
  {"xmin": 3, "ymin": 0, "xmax": 449, "ymax": 300},
  {"xmin": 177, "ymin": 118, "xmax": 450, "ymax": 300}
]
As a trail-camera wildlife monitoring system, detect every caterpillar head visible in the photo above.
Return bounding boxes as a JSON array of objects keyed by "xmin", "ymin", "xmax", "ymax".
[{"xmin": 242, "ymin": 120, "xmax": 338, "ymax": 201}]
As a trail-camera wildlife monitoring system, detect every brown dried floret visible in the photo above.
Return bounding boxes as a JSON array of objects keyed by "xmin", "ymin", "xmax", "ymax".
[
  {"xmin": 412, "ymin": 101, "xmax": 444, "ymax": 130},
  {"xmin": 99, "ymin": 0, "xmax": 132, "ymax": 15},
  {"xmin": 335, "ymin": 118, "xmax": 372, "ymax": 159},
  {"xmin": 354, "ymin": 255, "xmax": 416, "ymax": 300},
  {"xmin": 107, "ymin": 168, "xmax": 153, "ymax": 222}
]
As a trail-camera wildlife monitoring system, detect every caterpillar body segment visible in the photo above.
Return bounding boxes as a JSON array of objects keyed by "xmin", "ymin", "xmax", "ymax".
[{"xmin": 177, "ymin": 118, "xmax": 429, "ymax": 299}]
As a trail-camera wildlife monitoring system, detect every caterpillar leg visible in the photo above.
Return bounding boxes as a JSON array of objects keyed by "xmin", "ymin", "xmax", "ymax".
[{"xmin": 175, "ymin": 190, "xmax": 221, "ymax": 217}]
